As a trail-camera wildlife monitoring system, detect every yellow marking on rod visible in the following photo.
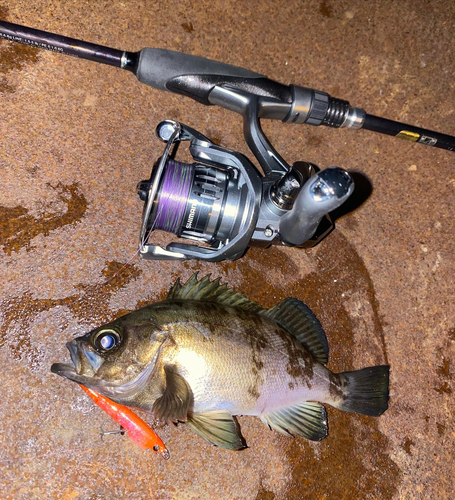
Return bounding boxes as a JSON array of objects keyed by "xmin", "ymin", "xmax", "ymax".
[{"xmin": 396, "ymin": 130, "xmax": 420, "ymax": 142}]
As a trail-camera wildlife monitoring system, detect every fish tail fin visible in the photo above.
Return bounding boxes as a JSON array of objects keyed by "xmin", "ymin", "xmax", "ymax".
[{"xmin": 335, "ymin": 365, "xmax": 389, "ymax": 416}]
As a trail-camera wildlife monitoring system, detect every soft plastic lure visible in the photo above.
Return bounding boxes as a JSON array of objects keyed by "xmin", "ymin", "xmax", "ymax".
[{"xmin": 79, "ymin": 384, "xmax": 170, "ymax": 460}]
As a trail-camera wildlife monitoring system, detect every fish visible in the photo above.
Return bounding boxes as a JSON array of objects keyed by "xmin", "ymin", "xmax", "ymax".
[
  {"xmin": 78, "ymin": 384, "xmax": 170, "ymax": 459},
  {"xmin": 51, "ymin": 273, "xmax": 389, "ymax": 450}
]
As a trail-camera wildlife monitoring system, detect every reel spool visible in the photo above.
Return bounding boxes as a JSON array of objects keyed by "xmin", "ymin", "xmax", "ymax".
[{"xmin": 146, "ymin": 160, "xmax": 239, "ymax": 244}]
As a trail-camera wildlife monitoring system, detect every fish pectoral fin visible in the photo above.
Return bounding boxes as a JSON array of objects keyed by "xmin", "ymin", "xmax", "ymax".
[
  {"xmin": 187, "ymin": 411, "xmax": 246, "ymax": 450},
  {"xmin": 152, "ymin": 365, "xmax": 193, "ymax": 423},
  {"xmin": 260, "ymin": 402, "xmax": 328, "ymax": 441}
]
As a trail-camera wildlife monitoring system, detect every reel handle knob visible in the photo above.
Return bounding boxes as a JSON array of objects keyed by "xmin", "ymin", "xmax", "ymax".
[{"xmin": 279, "ymin": 167, "xmax": 354, "ymax": 246}]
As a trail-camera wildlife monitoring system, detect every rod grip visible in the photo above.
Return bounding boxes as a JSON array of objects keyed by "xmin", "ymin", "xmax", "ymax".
[
  {"xmin": 135, "ymin": 48, "xmax": 292, "ymax": 104},
  {"xmin": 136, "ymin": 48, "xmax": 264, "ymax": 90}
]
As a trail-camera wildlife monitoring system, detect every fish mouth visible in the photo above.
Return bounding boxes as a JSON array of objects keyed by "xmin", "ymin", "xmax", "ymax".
[
  {"xmin": 50, "ymin": 341, "xmax": 105, "ymax": 387},
  {"xmin": 50, "ymin": 361, "xmax": 106, "ymax": 388},
  {"xmin": 50, "ymin": 361, "xmax": 81, "ymax": 380},
  {"xmin": 67, "ymin": 340, "xmax": 82, "ymax": 373}
]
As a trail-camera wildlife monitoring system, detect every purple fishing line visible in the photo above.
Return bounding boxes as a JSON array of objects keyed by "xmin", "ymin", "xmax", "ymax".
[{"xmin": 154, "ymin": 160, "xmax": 194, "ymax": 234}]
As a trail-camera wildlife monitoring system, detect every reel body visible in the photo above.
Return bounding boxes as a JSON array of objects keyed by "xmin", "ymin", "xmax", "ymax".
[
  {"xmin": 138, "ymin": 121, "xmax": 262, "ymax": 261},
  {"xmin": 137, "ymin": 119, "xmax": 354, "ymax": 262}
]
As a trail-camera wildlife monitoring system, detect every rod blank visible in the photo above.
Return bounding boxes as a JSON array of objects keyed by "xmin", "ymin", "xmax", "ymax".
[
  {"xmin": 0, "ymin": 20, "xmax": 136, "ymax": 69},
  {"xmin": 363, "ymin": 114, "xmax": 455, "ymax": 152}
]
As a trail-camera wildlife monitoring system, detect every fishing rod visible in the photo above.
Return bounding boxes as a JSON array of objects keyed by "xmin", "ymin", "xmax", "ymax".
[
  {"xmin": 1, "ymin": 20, "xmax": 454, "ymax": 262},
  {"xmin": 1, "ymin": 20, "xmax": 453, "ymax": 151}
]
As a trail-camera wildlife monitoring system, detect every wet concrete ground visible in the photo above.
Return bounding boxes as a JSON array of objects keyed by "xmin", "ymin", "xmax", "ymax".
[{"xmin": 1, "ymin": 1, "xmax": 454, "ymax": 499}]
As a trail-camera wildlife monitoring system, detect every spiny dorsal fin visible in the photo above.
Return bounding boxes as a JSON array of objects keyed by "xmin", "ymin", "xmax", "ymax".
[
  {"xmin": 261, "ymin": 297, "xmax": 329, "ymax": 365},
  {"xmin": 167, "ymin": 273, "xmax": 263, "ymax": 312}
]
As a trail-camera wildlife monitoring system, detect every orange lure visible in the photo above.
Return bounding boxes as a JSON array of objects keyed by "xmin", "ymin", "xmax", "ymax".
[{"xmin": 79, "ymin": 384, "xmax": 170, "ymax": 460}]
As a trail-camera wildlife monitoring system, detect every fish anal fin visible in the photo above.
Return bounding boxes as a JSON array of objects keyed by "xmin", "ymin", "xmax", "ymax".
[
  {"xmin": 261, "ymin": 298, "xmax": 329, "ymax": 365},
  {"xmin": 167, "ymin": 273, "xmax": 263, "ymax": 312},
  {"xmin": 187, "ymin": 411, "xmax": 246, "ymax": 450},
  {"xmin": 260, "ymin": 402, "xmax": 328, "ymax": 441},
  {"xmin": 152, "ymin": 365, "xmax": 193, "ymax": 423}
]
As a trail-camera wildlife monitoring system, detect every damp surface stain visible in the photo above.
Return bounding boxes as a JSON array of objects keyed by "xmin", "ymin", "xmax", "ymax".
[
  {"xmin": 255, "ymin": 485, "xmax": 276, "ymax": 500},
  {"xmin": 284, "ymin": 411, "xmax": 399, "ymax": 499},
  {"xmin": 434, "ymin": 341, "xmax": 453, "ymax": 394},
  {"xmin": 401, "ymin": 438, "xmax": 415, "ymax": 455},
  {"xmin": 0, "ymin": 40, "xmax": 39, "ymax": 74},
  {"xmin": 319, "ymin": 0, "xmax": 333, "ymax": 18},
  {"xmin": 433, "ymin": 383, "xmax": 452, "ymax": 395},
  {"xmin": 0, "ymin": 7, "xmax": 40, "ymax": 93},
  {"xmin": 181, "ymin": 22, "xmax": 194, "ymax": 33},
  {"xmin": 436, "ymin": 357, "xmax": 451, "ymax": 379},
  {"xmin": 0, "ymin": 183, "xmax": 88, "ymax": 255},
  {"xmin": 306, "ymin": 135, "xmax": 324, "ymax": 148},
  {"xmin": 436, "ymin": 422, "xmax": 445, "ymax": 437},
  {"xmin": 221, "ymin": 231, "xmax": 399, "ymax": 499},
  {"xmin": 0, "ymin": 261, "xmax": 142, "ymax": 364}
]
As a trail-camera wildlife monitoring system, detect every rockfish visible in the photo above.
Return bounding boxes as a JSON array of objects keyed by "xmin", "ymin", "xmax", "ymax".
[{"xmin": 51, "ymin": 274, "xmax": 389, "ymax": 450}]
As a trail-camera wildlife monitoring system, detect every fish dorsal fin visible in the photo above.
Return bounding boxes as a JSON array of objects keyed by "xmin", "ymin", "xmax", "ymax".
[
  {"xmin": 167, "ymin": 273, "xmax": 263, "ymax": 312},
  {"xmin": 261, "ymin": 298, "xmax": 329, "ymax": 365}
]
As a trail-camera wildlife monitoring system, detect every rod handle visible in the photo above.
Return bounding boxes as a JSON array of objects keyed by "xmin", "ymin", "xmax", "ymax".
[{"xmin": 135, "ymin": 48, "xmax": 291, "ymax": 104}]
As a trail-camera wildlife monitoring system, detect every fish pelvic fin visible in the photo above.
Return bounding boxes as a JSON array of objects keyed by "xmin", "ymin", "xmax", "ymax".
[
  {"xmin": 167, "ymin": 273, "xmax": 263, "ymax": 312},
  {"xmin": 152, "ymin": 365, "xmax": 193, "ymax": 423},
  {"xmin": 260, "ymin": 402, "xmax": 328, "ymax": 441},
  {"xmin": 334, "ymin": 365, "xmax": 390, "ymax": 416},
  {"xmin": 261, "ymin": 297, "xmax": 329, "ymax": 365},
  {"xmin": 187, "ymin": 411, "xmax": 246, "ymax": 450}
]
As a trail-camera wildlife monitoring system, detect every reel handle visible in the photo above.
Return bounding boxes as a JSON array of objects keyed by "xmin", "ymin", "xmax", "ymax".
[{"xmin": 279, "ymin": 167, "xmax": 354, "ymax": 246}]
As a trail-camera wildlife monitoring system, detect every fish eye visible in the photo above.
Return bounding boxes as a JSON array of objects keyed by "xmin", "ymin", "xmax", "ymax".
[
  {"xmin": 92, "ymin": 329, "xmax": 122, "ymax": 352},
  {"xmin": 153, "ymin": 445, "xmax": 160, "ymax": 452}
]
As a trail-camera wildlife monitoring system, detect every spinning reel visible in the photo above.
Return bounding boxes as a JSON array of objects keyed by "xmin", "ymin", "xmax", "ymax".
[{"xmin": 137, "ymin": 112, "xmax": 353, "ymax": 262}]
